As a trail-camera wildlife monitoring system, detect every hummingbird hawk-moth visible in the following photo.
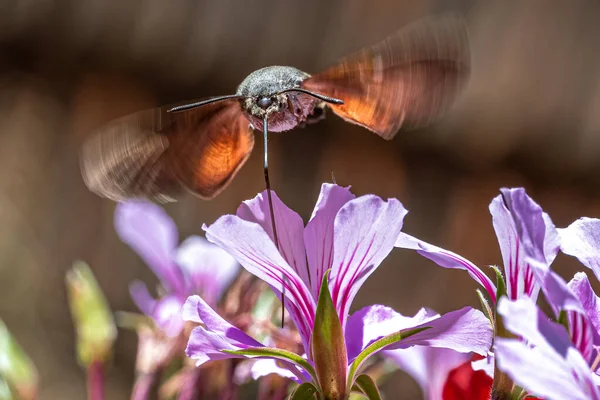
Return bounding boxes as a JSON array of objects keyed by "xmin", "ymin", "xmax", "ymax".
[{"xmin": 80, "ymin": 16, "xmax": 470, "ymax": 203}]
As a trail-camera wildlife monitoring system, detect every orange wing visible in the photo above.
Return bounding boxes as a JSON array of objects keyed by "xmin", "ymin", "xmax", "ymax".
[
  {"xmin": 302, "ymin": 16, "xmax": 470, "ymax": 139},
  {"xmin": 167, "ymin": 101, "xmax": 254, "ymax": 199},
  {"xmin": 80, "ymin": 99, "xmax": 253, "ymax": 202}
]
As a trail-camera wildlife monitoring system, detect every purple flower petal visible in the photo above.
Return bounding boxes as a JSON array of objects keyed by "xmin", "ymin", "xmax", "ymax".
[
  {"xmin": 490, "ymin": 193, "xmax": 538, "ymax": 301},
  {"xmin": 236, "ymin": 190, "xmax": 309, "ymax": 289},
  {"xmin": 247, "ymin": 359, "xmax": 305, "ymax": 383},
  {"xmin": 395, "ymin": 233, "xmax": 497, "ymax": 303},
  {"xmin": 129, "ymin": 280, "xmax": 157, "ymax": 317},
  {"xmin": 384, "ymin": 347, "xmax": 471, "ymax": 400},
  {"xmin": 176, "ymin": 235, "xmax": 239, "ymax": 303},
  {"xmin": 568, "ymin": 310, "xmax": 596, "ymax": 364},
  {"xmin": 495, "ymin": 297, "xmax": 600, "ymax": 400},
  {"xmin": 186, "ymin": 316, "xmax": 306, "ymax": 383},
  {"xmin": 568, "ymin": 272, "xmax": 600, "ymax": 360},
  {"xmin": 346, "ymin": 305, "xmax": 492, "ymax": 363},
  {"xmin": 183, "ymin": 295, "xmax": 263, "ymax": 348},
  {"xmin": 569, "ymin": 272, "xmax": 600, "ymax": 337},
  {"xmin": 186, "ymin": 326, "xmax": 253, "ymax": 366},
  {"xmin": 385, "ymin": 307, "xmax": 493, "ymax": 355},
  {"xmin": 537, "ymin": 269, "xmax": 587, "ymax": 318},
  {"xmin": 535, "ymin": 270, "xmax": 594, "ymax": 362},
  {"xmin": 181, "ymin": 295, "xmax": 201, "ymax": 323},
  {"xmin": 232, "ymin": 338, "xmax": 311, "ymax": 384},
  {"xmin": 559, "ymin": 218, "xmax": 600, "ymax": 282},
  {"xmin": 152, "ymin": 295, "xmax": 185, "ymax": 337},
  {"xmin": 130, "ymin": 281, "xmax": 184, "ymax": 336},
  {"xmin": 304, "ymin": 184, "xmax": 355, "ymax": 299},
  {"xmin": 505, "ymin": 196, "xmax": 595, "ymax": 358},
  {"xmin": 497, "ymin": 297, "xmax": 572, "ymax": 355},
  {"xmin": 495, "ymin": 339, "xmax": 600, "ymax": 400},
  {"xmin": 203, "ymin": 215, "xmax": 315, "ymax": 346},
  {"xmin": 115, "ymin": 201, "xmax": 185, "ymax": 293},
  {"xmin": 329, "ymin": 195, "xmax": 408, "ymax": 329},
  {"xmin": 270, "ymin": 287, "xmax": 313, "ymax": 354},
  {"xmin": 185, "ymin": 295, "xmax": 265, "ymax": 365},
  {"xmin": 345, "ymin": 305, "xmax": 436, "ymax": 362},
  {"xmin": 498, "ymin": 188, "xmax": 560, "ymax": 278}
]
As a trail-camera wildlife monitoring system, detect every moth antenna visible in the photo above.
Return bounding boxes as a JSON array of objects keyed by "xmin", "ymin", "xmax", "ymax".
[
  {"xmin": 279, "ymin": 88, "xmax": 344, "ymax": 105},
  {"xmin": 167, "ymin": 95, "xmax": 242, "ymax": 113},
  {"xmin": 262, "ymin": 115, "xmax": 286, "ymax": 328}
]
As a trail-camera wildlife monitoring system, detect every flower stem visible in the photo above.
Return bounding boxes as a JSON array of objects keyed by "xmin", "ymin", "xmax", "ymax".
[{"xmin": 87, "ymin": 361, "xmax": 105, "ymax": 400}]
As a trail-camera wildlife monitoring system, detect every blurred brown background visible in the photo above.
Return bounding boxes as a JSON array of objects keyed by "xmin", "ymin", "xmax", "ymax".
[{"xmin": 1, "ymin": 0, "xmax": 600, "ymax": 398}]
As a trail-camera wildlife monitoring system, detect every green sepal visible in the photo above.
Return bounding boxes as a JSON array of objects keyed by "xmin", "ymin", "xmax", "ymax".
[
  {"xmin": 491, "ymin": 266, "xmax": 511, "ymax": 340},
  {"xmin": 557, "ymin": 310, "xmax": 570, "ymax": 336},
  {"xmin": 66, "ymin": 261, "xmax": 117, "ymax": 367},
  {"xmin": 289, "ymin": 382, "xmax": 319, "ymax": 400},
  {"xmin": 510, "ymin": 384, "xmax": 530, "ymax": 400},
  {"xmin": 476, "ymin": 288, "xmax": 495, "ymax": 329},
  {"xmin": 491, "ymin": 265, "xmax": 507, "ymax": 301},
  {"xmin": 346, "ymin": 326, "xmax": 428, "ymax": 393},
  {"xmin": 311, "ymin": 270, "xmax": 347, "ymax": 400},
  {"xmin": 353, "ymin": 374, "xmax": 382, "ymax": 400},
  {"xmin": 0, "ymin": 320, "xmax": 38, "ymax": 400},
  {"xmin": 223, "ymin": 347, "xmax": 318, "ymax": 384}
]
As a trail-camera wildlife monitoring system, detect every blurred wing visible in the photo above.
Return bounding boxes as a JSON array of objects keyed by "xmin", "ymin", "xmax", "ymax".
[
  {"xmin": 169, "ymin": 101, "xmax": 254, "ymax": 199},
  {"xmin": 80, "ymin": 99, "xmax": 253, "ymax": 202},
  {"xmin": 302, "ymin": 16, "xmax": 470, "ymax": 139}
]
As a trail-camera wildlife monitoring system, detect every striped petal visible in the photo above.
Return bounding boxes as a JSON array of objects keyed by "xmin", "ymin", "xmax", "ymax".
[
  {"xmin": 184, "ymin": 295, "xmax": 264, "ymax": 366},
  {"xmin": 535, "ymin": 270, "xmax": 594, "ymax": 362},
  {"xmin": 203, "ymin": 213, "xmax": 315, "ymax": 347},
  {"xmin": 236, "ymin": 190, "xmax": 309, "ymax": 289},
  {"xmin": 395, "ymin": 233, "xmax": 497, "ymax": 303},
  {"xmin": 491, "ymin": 188, "xmax": 559, "ymax": 301},
  {"xmin": 304, "ymin": 184, "xmax": 355, "ymax": 299},
  {"xmin": 329, "ymin": 195, "xmax": 408, "ymax": 329},
  {"xmin": 495, "ymin": 298, "xmax": 600, "ymax": 400}
]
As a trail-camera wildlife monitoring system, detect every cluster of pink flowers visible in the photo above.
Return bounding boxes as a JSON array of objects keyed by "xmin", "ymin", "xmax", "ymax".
[{"xmin": 114, "ymin": 184, "xmax": 600, "ymax": 399}]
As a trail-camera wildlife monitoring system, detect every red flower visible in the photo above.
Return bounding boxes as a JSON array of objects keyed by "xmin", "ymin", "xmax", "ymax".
[
  {"xmin": 443, "ymin": 355, "xmax": 491, "ymax": 400},
  {"xmin": 443, "ymin": 355, "xmax": 542, "ymax": 400}
]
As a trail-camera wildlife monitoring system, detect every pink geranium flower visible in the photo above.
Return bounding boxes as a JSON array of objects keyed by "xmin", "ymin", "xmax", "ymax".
[
  {"xmin": 183, "ymin": 184, "xmax": 492, "ymax": 398},
  {"xmin": 115, "ymin": 201, "xmax": 239, "ymax": 337}
]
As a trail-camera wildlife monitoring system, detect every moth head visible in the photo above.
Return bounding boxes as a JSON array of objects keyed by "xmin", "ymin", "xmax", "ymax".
[
  {"xmin": 236, "ymin": 66, "xmax": 306, "ymax": 118},
  {"xmin": 242, "ymin": 93, "xmax": 289, "ymax": 119}
]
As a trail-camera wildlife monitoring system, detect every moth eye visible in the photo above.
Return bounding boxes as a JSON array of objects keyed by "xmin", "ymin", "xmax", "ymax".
[
  {"xmin": 295, "ymin": 79, "xmax": 302, "ymax": 86},
  {"xmin": 257, "ymin": 97, "xmax": 273, "ymax": 109}
]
